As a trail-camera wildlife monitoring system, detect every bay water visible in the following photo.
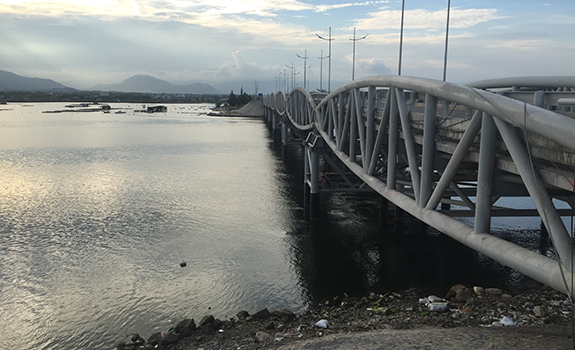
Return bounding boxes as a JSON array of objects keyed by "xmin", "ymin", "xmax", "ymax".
[{"xmin": 0, "ymin": 102, "xmax": 545, "ymax": 349}]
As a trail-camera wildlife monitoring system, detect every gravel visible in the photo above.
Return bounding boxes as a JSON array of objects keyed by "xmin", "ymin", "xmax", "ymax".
[{"xmin": 117, "ymin": 283, "xmax": 575, "ymax": 350}]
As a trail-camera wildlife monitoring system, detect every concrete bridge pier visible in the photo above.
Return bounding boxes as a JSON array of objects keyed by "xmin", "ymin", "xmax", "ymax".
[
  {"xmin": 304, "ymin": 134, "xmax": 322, "ymax": 221},
  {"xmin": 268, "ymin": 111, "xmax": 282, "ymax": 148},
  {"xmin": 280, "ymin": 122, "xmax": 289, "ymax": 159},
  {"xmin": 265, "ymin": 107, "xmax": 273, "ymax": 131}
]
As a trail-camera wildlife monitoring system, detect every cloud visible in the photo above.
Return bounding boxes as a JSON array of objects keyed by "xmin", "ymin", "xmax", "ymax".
[
  {"xmin": 355, "ymin": 8, "xmax": 501, "ymax": 30},
  {"xmin": 0, "ymin": 0, "xmax": 313, "ymax": 18},
  {"xmin": 315, "ymin": 1, "xmax": 388, "ymax": 13}
]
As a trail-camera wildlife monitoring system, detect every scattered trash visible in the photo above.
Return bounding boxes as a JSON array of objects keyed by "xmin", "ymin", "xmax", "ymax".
[
  {"xmin": 533, "ymin": 305, "xmax": 545, "ymax": 317},
  {"xmin": 297, "ymin": 324, "xmax": 308, "ymax": 331},
  {"xmin": 428, "ymin": 295, "xmax": 445, "ymax": 303},
  {"xmin": 314, "ymin": 319, "xmax": 329, "ymax": 328},
  {"xmin": 419, "ymin": 295, "xmax": 446, "ymax": 306},
  {"xmin": 180, "ymin": 260, "xmax": 187, "ymax": 267},
  {"xmin": 492, "ymin": 316, "xmax": 515, "ymax": 326},
  {"xmin": 428, "ymin": 302, "xmax": 448, "ymax": 312}
]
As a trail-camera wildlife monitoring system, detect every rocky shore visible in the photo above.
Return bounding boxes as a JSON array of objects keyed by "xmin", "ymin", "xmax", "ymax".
[{"xmin": 116, "ymin": 282, "xmax": 575, "ymax": 350}]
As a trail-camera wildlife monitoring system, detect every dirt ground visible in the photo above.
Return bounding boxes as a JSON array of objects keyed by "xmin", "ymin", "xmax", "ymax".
[
  {"xmin": 273, "ymin": 325, "xmax": 574, "ymax": 350},
  {"xmin": 121, "ymin": 284, "xmax": 575, "ymax": 350}
]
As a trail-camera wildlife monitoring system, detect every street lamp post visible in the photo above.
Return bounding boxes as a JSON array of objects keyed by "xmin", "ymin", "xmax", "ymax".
[
  {"xmin": 285, "ymin": 62, "xmax": 296, "ymax": 90},
  {"xmin": 318, "ymin": 50, "xmax": 329, "ymax": 91},
  {"xmin": 443, "ymin": 0, "xmax": 451, "ymax": 82},
  {"xmin": 398, "ymin": 0, "xmax": 405, "ymax": 75},
  {"xmin": 316, "ymin": 27, "xmax": 334, "ymax": 92},
  {"xmin": 296, "ymin": 50, "xmax": 311, "ymax": 90},
  {"xmin": 350, "ymin": 27, "xmax": 368, "ymax": 81},
  {"xmin": 279, "ymin": 70, "xmax": 286, "ymax": 92}
]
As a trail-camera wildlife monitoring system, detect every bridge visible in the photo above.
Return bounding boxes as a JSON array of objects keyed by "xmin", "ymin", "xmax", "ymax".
[{"xmin": 263, "ymin": 75, "xmax": 575, "ymax": 298}]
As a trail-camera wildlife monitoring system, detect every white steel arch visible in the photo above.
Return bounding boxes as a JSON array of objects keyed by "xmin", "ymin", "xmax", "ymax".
[{"xmin": 265, "ymin": 75, "xmax": 575, "ymax": 298}]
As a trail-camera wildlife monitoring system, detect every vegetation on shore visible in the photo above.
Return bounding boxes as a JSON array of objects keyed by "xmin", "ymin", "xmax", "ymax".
[
  {"xmin": 226, "ymin": 87, "xmax": 253, "ymax": 107},
  {"xmin": 0, "ymin": 90, "xmax": 226, "ymax": 104}
]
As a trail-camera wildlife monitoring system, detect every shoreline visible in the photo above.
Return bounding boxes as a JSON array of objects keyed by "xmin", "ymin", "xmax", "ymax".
[{"xmin": 116, "ymin": 282, "xmax": 575, "ymax": 350}]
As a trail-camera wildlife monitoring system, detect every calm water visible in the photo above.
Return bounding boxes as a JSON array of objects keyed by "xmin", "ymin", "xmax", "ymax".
[{"xmin": 0, "ymin": 102, "xmax": 546, "ymax": 349}]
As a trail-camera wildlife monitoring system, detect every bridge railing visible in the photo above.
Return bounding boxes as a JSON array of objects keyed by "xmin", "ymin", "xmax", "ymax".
[
  {"xmin": 264, "ymin": 75, "xmax": 575, "ymax": 298},
  {"xmin": 467, "ymin": 76, "xmax": 575, "ymax": 112}
]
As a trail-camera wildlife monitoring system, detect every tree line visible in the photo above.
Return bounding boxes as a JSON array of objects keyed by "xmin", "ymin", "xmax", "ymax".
[{"xmin": 227, "ymin": 87, "xmax": 252, "ymax": 107}]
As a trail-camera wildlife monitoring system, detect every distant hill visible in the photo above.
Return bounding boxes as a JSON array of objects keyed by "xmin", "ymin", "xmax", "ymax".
[
  {"xmin": 92, "ymin": 75, "xmax": 221, "ymax": 94},
  {"xmin": 0, "ymin": 69, "xmax": 74, "ymax": 92}
]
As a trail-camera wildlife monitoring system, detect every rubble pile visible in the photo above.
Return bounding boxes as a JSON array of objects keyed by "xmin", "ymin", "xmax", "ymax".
[{"xmin": 116, "ymin": 283, "xmax": 574, "ymax": 350}]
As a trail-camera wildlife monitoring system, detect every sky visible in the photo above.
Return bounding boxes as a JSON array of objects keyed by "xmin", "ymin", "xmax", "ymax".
[{"xmin": 0, "ymin": 0, "xmax": 574, "ymax": 94}]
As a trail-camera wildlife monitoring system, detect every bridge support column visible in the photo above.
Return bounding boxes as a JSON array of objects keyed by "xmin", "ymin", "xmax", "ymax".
[
  {"xmin": 281, "ymin": 123, "xmax": 288, "ymax": 159},
  {"xmin": 266, "ymin": 109, "xmax": 273, "ymax": 131},
  {"xmin": 475, "ymin": 113, "xmax": 497, "ymax": 234},
  {"xmin": 304, "ymin": 134, "xmax": 323, "ymax": 221}
]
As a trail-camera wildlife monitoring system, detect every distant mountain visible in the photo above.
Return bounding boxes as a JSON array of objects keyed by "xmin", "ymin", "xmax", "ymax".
[
  {"xmin": 92, "ymin": 75, "xmax": 221, "ymax": 94},
  {"xmin": 0, "ymin": 70, "xmax": 74, "ymax": 92}
]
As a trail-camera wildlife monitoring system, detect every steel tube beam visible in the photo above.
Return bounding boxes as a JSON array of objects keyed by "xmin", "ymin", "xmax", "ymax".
[
  {"xmin": 368, "ymin": 92, "xmax": 391, "ymax": 175},
  {"xmin": 366, "ymin": 86, "xmax": 376, "ymax": 168},
  {"xmin": 354, "ymin": 88, "xmax": 367, "ymax": 167},
  {"xmin": 494, "ymin": 117, "xmax": 575, "ymax": 272},
  {"xmin": 475, "ymin": 113, "xmax": 497, "ymax": 234},
  {"xmin": 387, "ymin": 88, "xmax": 399, "ymax": 189},
  {"xmin": 420, "ymin": 94, "xmax": 437, "ymax": 207},
  {"xmin": 426, "ymin": 111, "xmax": 482, "ymax": 210},
  {"xmin": 395, "ymin": 87, "xmax": 422, "ymax": 203},
  {"xmin": 349, "ymin": 89, "xmax": 358, "ymax": 162}
]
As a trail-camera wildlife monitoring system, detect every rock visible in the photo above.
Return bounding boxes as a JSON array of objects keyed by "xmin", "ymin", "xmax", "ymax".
[
  {"xmin": 255, "ymin": 331, "xmax": 271, "ymax": 342},
  {"xmin": 160, "ymin": 330, "xmax": 179, "ymax": 346},
  {"xmin": 130, "ymin": 333, "xmax": 141, "ymax": 343},
  {"xmin": 445, "ymin": 284, "xmax": 466, "ymax": 299},
  {"xmin": 534, "ymin": 305, "xmax": 546, "ymax": 317},
  {"xmin": 274, "ymin": 309, "xmax": 296, "ymax": 322},
  {"xmin": 175, "ymin": 318, "xmax": 196, "ymax": 338},
  {"xmin": 199, "ymin": 315, "xmax": 215, "ymax": 327},
  {"xmin": 212, "ymin": 318, "xmax": 223, "ymax": 330},
  {"xmin": 147, "ymin": 332, "xmax": 161, "ymax": 346},
  {"xmin": 116, "ymin": 341, "xmax": 126, "ymax": 350},
  {"xmin": 454, "ymin": 288, "xmax": 475, "ymax": 302},
  {"xmin": 236, "ymin": 310, "xmax": 250, "ymax": 319},
  {"xmin": 264, "ymin": 321, "xmax": 275, "ymax": 330},
  {"xmin": 200, "ymin": 323, "xmax": 213, "ymax": 334},
  {"xmin": 485, "ymin": 288, "xmax": 503, "ymax": 297},
  {"xmin": 198, "ymin": 315, "xmax": 220, "ymax": 333},
  {"xmin": 473, "ymin": 286, "xmax": 486, "ymax": 297},
  {"xmin": 252, "ymin": 308, "xmax": 272, "ymax": 320}
]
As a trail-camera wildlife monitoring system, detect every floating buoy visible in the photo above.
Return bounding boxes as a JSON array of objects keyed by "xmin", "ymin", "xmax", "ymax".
[{"xmin": 180, "ymin": 260, "xmax": 187, "ymax": 267}]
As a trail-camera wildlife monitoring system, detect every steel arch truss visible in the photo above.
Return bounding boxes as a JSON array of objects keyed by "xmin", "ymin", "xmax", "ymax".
[{"xmin": 266, "ymin": 75, "xmax": 575, "ymax": 298}]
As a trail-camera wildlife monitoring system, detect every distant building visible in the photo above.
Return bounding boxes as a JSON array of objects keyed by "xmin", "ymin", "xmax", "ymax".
[{"xmin": 147, "ymin": 105, "xmax": 167, "ymax": 113}]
